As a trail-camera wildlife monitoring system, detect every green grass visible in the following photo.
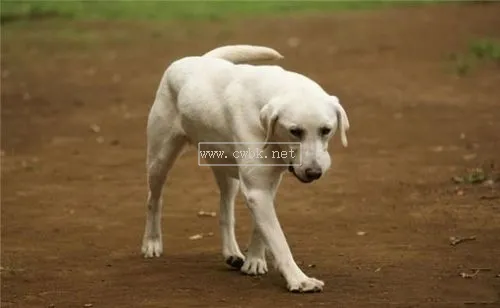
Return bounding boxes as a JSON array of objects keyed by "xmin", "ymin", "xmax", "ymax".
[
  {"xmin": 469, "ymin": 38, "xmax": 500, "ymax": 61},
  {"xmin": 1, "ymin": 0, "xmax": 433, "ymax": 24},
  {"xmin": 450, "ymin": 37, "xmax": 500, "ymax": 76}
]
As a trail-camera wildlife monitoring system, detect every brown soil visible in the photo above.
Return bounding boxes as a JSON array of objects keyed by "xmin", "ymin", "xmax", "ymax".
[{"xmin": 2, "ymin": 3, "xmax": 500, "ymax": 307}]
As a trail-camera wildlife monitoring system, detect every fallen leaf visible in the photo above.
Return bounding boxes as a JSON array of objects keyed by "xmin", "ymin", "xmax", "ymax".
[
  {"xmin": 460, "ymin": 269, "xmax": 480, "ymax": 279},
  {"xmin": 449, "ymin": 235, "xmax": 476, "ymax": 246},
  {"xmin": 189, "ymin": 234, "xmax": 203, "ymax": 240},
  {"xmin": 197, "ymin": 210, "xmax": 216, "ymax": 217}
]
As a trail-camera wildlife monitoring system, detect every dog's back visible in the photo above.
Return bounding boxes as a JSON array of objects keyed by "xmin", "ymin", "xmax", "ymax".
[{"xmin": 164, "ymin": 45, "xmax": 284, "ymax": 96}]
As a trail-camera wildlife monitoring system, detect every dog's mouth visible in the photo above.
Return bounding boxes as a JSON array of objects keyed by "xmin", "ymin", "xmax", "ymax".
[{"xmin": 288, "ymin": 165, "xmax": 315, "ymax": 184}]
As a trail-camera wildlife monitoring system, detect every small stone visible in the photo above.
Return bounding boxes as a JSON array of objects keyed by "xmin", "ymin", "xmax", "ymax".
[
  {"xmin": 89, "ymin": 124, "xmax": 101, "ymax": 133},
  {"xmin": 357, "ymin": 231, "xmax": 367, "ymax": 236},
  {"xmin": 83, "ymin": 304, "xmax": 93, "ymax": 308},
  {"xmin": 462, "ymin": 154, "xmax": 477, "ymax": 161},
  {"xmin": 287, "ymin": 37, "xmax": 301, "ymax": 48},
  {"xmin": 96, "ymin": 136, "xmax": 105, "ymax": 144},
  {"xmin": 307, "ymin": 264, "xmax": 316, "ymax": 268},
  {"xmin": 483, "ymin": 179, "xmax": 494, "ymax": 187},
  {"xmin": 86, "ymin": 67, "xmax": 96, "ymax": 76}
]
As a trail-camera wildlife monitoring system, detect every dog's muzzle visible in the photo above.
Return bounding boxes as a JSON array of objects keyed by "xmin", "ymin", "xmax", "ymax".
[{"xmin": 288, "ymin": 165, "xmax": 322, "ymax": 183}]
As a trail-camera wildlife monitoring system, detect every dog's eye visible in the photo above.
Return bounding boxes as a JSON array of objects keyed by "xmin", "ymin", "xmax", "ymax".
[
  {"xmin": 289, "ymin": 128, "xmax": 304, "ymax": 139},
  {"xmin": 320, "ymin": 127, "xmax": 331, "ymax": 136}
]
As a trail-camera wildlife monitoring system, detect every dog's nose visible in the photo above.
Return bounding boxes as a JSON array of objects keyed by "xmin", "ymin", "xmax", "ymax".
[{"xmin": 305, "ymin": 168, "xmax": 322, "ymax": 181}]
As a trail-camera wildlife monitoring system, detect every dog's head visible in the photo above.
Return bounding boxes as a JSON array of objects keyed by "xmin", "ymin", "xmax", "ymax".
[{"xmin": 260, "ymin": 94, "xmax": 349, "ymax": 183}]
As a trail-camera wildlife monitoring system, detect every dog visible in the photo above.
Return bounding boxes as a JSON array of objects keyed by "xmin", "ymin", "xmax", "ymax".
[{"xmin": 141, "ymin": 44, "xmax": 349, "ymax": 293}]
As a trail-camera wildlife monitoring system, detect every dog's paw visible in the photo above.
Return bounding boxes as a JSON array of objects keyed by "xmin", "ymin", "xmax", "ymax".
[
  {"xmin": 142, "ymin": 237, "xmax": 162, "ymax": 258},
  {"xmin": 241, "ymin": 256, "xmax": 268, "ymax": 275},
  {"xmin": 225, "ymin": 255, "xmax": 245, "ymax": 269},
  {"xmin": 287, "ymin": 277, "xmax": 324, "ymax": 293}
]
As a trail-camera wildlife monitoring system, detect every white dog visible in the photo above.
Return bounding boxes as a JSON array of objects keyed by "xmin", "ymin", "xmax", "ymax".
[{"xmin": 141, "ymin": 45, "xmax": 349, "ymax": 293}]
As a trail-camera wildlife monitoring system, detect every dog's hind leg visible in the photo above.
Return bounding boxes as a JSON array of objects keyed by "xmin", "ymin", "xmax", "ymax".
[
  {"xmin": 212, "ymin": 168, "xmax": 245, "ymax": 269},
  {"xmin": 142, "ymin": 99, "xmax": 186, "ymax": 258}
]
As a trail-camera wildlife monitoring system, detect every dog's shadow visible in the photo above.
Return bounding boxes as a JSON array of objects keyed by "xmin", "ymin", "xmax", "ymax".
[{"xmin": 108, "ymin": 251, "xmax": 284, "ymax": 292}]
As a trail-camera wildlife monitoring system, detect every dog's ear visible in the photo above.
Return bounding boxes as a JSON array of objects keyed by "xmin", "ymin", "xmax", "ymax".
[
  {"xmin": 330, "ymin": 96, "xmax": 350, "ymax": 147},
  {"xmin": 260, "ymin": 100, "xmax": 281, "ymax": 149}
]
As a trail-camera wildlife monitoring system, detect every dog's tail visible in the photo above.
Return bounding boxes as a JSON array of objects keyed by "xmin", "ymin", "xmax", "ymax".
[{"xmin": 202, "ymin": 45, "xmax": 284, "ymax": 64}]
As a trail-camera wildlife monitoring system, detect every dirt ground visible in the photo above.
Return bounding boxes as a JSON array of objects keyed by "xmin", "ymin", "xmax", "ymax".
[{"xmin": 2, "ymin": 3, "xmax": 500, "ymax": 307}]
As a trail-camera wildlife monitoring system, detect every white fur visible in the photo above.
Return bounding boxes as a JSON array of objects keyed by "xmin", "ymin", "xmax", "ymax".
[{"xmin": 141, "ymin": 44, "xmax": 349, "ymax": 293}]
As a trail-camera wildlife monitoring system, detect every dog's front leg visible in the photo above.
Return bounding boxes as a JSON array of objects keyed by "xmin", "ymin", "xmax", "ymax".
[{"xmin": 240, "ymin": 178, "xmax": 324, "ymax": 293}]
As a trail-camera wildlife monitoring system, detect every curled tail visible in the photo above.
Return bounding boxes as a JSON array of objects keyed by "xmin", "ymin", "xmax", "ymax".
[{"xmin": 202, "ymin": 44, "xmax": 284, "ymax": 64}]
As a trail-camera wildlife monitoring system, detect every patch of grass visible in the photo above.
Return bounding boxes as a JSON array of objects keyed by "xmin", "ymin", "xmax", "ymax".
[
  {"xmin": 450, "ymin": 37, "xmax": 500, "ymax": 76},
  {"xmin": 452, "ymin": 168, "xmax": 487, "ymax": 185},
  {"xmin": 469, "ymin": 38, "xmax": 500, "ymax": 61},
  {"xmin": 450, "ymin": 53, "xmax": 472, "ymax": 77},
  {"xmin": 1, "ymin": 0, "xmax": 434, "ymax": 24}
]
